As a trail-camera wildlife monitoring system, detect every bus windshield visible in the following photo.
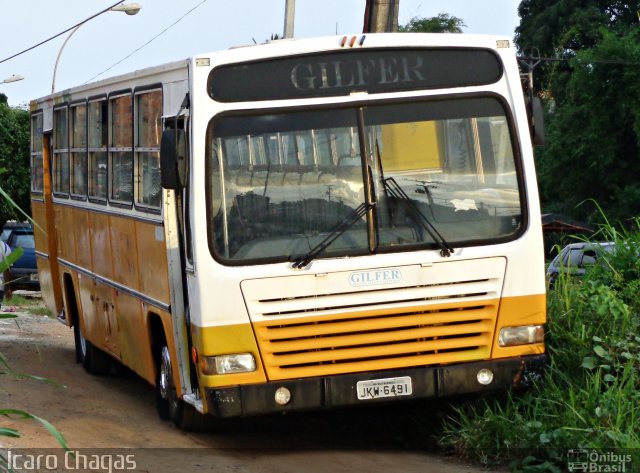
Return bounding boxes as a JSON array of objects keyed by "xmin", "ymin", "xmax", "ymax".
[{"xmin": 206, "ymin": 96, "xmax": 523, "ymax": 264}]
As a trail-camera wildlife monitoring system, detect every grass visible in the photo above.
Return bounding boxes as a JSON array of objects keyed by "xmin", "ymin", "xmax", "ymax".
[
  {"xmin": 3, "ymin": 293, "xmax": 51, "ymax": 317},
  {"xmin": 434, "ymin": 219, "xmax": 640, "ymax": 472}
]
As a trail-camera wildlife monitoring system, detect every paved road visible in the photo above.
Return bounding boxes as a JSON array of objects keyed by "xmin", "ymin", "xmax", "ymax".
[{"xmin": 0, "ymin": 312, "xmax": 499, "ymax": 473}]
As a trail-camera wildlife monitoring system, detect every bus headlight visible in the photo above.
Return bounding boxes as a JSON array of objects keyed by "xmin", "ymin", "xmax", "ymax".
[
  {"xmin": 498, "ymin": 325, "xmax": 545, "ymax": 347},
  {"xmin": 202, "ymin": 353, "xmax": 256, "ymax": 375}
]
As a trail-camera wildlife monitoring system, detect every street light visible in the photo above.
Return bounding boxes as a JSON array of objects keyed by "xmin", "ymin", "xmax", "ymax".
[
  {"xmin": 1, "ymin": 74, "xmax": 25, "ymax": 84},
  {"xmin": 51, "ymin": 2, "xmax": 142, "ymax": 94}
]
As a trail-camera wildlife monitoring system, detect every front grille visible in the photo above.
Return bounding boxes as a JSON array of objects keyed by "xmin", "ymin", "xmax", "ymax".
[
  {"xmin": 253, "ymin": 299, "xmax": 498, "ymax": 380},
  {"xmin": 243, "ymin": 259, "xmax": 505, "ymax": 380}
]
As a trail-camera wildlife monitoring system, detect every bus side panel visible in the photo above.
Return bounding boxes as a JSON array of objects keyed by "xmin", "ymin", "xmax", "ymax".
[
  {"xmin": 31, "ymin": 201, "xmax": 48, "ymax": 253},
  {"xmin": 68, "ymin": 267, "xmax": 121, "ymax": 359},
  {"xmin": 77, "ymin": 270, "xmax": 97, "ymax": 338},
  {"xmin": 96, "ymin": 282, "xmax": 119, "ymax": 356},
  {"xmin": 89, "ymin": 212, "xmax": 113, "ymax": 280},
  {"xmin": 115, "ymin": 292, "xmax": 156, "ymax": 384},
  {"xmin": 54, "ymin": 205, "xmax": 78, "ymax": 264},
  {"xmin": 110, "ymin": 215, "xmax": 140, "ymax": 291},
  {"xmin": 75, "ymin": 208, "xmax": 93, "ymax": 271},
  {"xmin": 31, "ymin": 199, "xmax": 57, "ymax": 316},
  {"xmin": 73, "ymin": 211, "xmax": 114, "ymax": 354},
  {"xmin": 136, "ymin": 221, "xmax": 170, "ymax": 305}
]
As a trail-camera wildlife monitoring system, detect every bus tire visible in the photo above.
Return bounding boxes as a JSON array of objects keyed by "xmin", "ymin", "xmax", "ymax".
[
  {"xmin": 74, "ymin": 321, "xmax": 111, "ymax": 375},
  {"xmin": 73, "ymin": 321, "xmax": 83, "ymax": 364},
  {"xmin": 156, "ymin": 344, "xmax": 204, "ymax": 431}
]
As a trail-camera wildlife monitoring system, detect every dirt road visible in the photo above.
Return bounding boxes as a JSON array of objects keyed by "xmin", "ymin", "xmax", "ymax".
[{"xmin": 1, "ymin": 311, "xmax": 496, "ymax": 473}]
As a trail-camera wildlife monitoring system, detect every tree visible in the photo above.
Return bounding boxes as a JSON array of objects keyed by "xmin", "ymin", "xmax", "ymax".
[
  {"xmin": 399, "ymin": 13, "xmax": 466, "ymax": 33},
  {"xmin": 515, "ymin": 0, "xmax": 640, "ymax": 101},
  {"xmin": 534, "ymin": 28, "xmax": 640, "ymax": 223},
  {"xmin": 0, "ymin": 98, "xmax": 30, "ymax": 228},
  {"xmin": 515, "ymin": 1, "xmax": 640, "ymax": 223}
]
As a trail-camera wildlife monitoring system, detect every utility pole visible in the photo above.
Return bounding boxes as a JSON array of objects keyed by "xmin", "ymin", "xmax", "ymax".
[
  {"xmin": 363, "ymin": 0, "xmax": 400, "ymax": 33},
  {"xmin": 283, "ymin": 0, "xmax": 295, "ymax": 39}
]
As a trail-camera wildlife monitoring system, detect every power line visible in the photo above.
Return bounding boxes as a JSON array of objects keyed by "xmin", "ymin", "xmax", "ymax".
[
  {"xmin": 518, "ymin": 55, "xmax": 640, "ymax": 67},
  {"xmin": 0, "ymin": 0, "xmax": 125, "ymax": 66},
  {"xmin": 83, "ymin": 0, "xmax": 210, "ymax": 85}
]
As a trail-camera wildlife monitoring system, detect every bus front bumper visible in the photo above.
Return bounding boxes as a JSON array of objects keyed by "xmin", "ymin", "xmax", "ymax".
[{"xmin": 203, "ymin": 354, "xmax": 546, "ymax": 418}]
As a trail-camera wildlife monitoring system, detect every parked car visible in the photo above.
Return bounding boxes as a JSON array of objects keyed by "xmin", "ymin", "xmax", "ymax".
[
  {"xmin": 1, "ymin": 221, "xmax": 30, "ymax": 243},
  {"xmin": 546, "ymin": 241, "xmax": 615, "ymax": 289},
  {"xmin": 2, "ymin": 222, "xmax": 39, "ymax": 291}
]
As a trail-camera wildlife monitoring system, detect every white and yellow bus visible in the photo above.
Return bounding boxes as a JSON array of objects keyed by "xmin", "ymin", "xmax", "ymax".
[{"xmin": 30, "ymin": 33, "xmax": 546, "ymax": 429}]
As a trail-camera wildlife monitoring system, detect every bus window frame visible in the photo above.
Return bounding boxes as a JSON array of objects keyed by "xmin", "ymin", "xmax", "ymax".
[
  {"xmin": 52, "ymin": 104, "xmax": 70, "ymax": 198},
  {"xmin": 108, "ymin": 89, "xmax": 134, "ymax": 209},
  {"xmin": 69, "ymin": 99, "xmax": 88, "ymax": 201},
  {"xmin": 133, "ymin": 84, "xmax": 163, "ymax": 215},
  {"xmin": 30, "ymin": 110, "xmax": 45, "ymax": 195},
  {"xmin": 87, "ymin": 94, "xmax": 109, "ymax": 205}
]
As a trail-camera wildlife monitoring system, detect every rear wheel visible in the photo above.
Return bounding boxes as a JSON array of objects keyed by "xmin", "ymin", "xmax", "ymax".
[
  {"xmin": 73, "ymin": 321, "xmax": 111, "ymax": 375},
  {"xmin": 155, "ymin": 344, "xmax": 203, "ymax": 431}
]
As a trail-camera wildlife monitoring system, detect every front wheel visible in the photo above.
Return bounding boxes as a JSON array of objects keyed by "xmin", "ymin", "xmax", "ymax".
[{"xmin": 155, "ymin": 344, "xmax": 203, "ymax": 431}]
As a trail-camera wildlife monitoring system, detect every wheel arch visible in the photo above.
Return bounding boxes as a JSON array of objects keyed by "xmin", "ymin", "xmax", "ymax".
[{"xmin": 147, "ymin": 311, "xmax": 183, "ymax": 396}]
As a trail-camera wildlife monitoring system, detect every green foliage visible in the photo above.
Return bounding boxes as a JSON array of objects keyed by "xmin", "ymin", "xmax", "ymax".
[
  {"xmin": 515, "ymin": 0, "xmax": 640, "ymax": 99},
  {"xmin": 0, "ymin": 101, "xmax": 31, "ymax": 226},
  {"xmin": 533, "ymin": 28, "xmax": 640, "ymax": 223},
  {"xmin": 439, "ymin": 222, "xmax": 640, "ymax": 471},
  {"xmin": 399, "ymin": 13, "xmax": 466, "ymax": 33},
  {"xmin": 0, "ymin": 245, "xmax": 23, "ymax": 276},
  {"xmin": 516, "ymin": 1, "xmax": 640, "ymax": 223}
]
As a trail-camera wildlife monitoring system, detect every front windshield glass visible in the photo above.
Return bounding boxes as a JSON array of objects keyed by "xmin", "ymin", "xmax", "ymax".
[
  {"xmin": 365, "ymin": 97, "xmax": 522, "ymax": 250},
  {"xmin": 206, "ymin": 96, "xmax": 523, "ymax": 264},
  {"xmin": 207, "ymin": 108, "xmax": 368, "ymax": 262}
]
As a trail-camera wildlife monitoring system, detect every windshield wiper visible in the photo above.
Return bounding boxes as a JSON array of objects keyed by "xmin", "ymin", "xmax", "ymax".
[
  {"xmin": 292, "ymin": 202, "xmax": 374, "ymax": 269},
  {"xmin": 383, "ymin": 177, "xmax": 454, "ymax": 257}
]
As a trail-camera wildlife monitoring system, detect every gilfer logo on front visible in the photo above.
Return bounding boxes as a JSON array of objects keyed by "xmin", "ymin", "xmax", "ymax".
[{"xmin": 349, "ymin": 268, "xmax": 402, "ymax": 287}]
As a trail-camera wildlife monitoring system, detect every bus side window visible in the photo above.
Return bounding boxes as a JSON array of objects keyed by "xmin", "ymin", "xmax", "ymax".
[
  {"xmin": 53, "ymin": 105, "xmax": 70, "ymax": 196},
  {"xmin": 70, "ymin": 102, "xmax": 88, "ymax": 198},
  {"xmin": 31, "ymin": 112, "xmax": 44, "ymax": 193},
  {"xmin": 88, "ymin": 99, "xmax": 108, "ymax": 201},
  {"xmin": 109, "ymin": 93, "xmax": 134, "ymax": 204},
  {"xmin": 135, "ymin": 89, "xmax": 163, "ymax": 209}
]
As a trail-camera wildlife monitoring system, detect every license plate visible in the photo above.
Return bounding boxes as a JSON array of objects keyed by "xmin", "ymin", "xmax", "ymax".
[{"xmin": 356, "ymin": 376, "xmax": 413, "ymax": 400}]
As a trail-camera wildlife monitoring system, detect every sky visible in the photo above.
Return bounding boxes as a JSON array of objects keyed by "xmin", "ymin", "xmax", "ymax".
[{"xmin": 0, "ymin": 1, "xmax": 520, "ymax": 108}]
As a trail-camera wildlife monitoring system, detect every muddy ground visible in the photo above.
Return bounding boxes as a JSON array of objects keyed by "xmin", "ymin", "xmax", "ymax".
[{"xmin": 0, "ymin": 307, "xmax": 500, "ymax": 473}]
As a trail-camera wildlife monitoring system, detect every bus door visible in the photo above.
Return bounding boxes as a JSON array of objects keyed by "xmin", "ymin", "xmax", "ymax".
[
  {"xmin": 162, "ymin": 113, "xmax": 198, "ymax": 395},
  {"xmin": 40, "ymin": 131, "xmax": 65, "ymax": 319}
]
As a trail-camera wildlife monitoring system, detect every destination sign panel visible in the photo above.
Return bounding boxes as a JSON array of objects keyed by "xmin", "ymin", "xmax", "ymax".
[{"xmin": 208, "ymin": 48, "xmax": 503, "ymax": 102}]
